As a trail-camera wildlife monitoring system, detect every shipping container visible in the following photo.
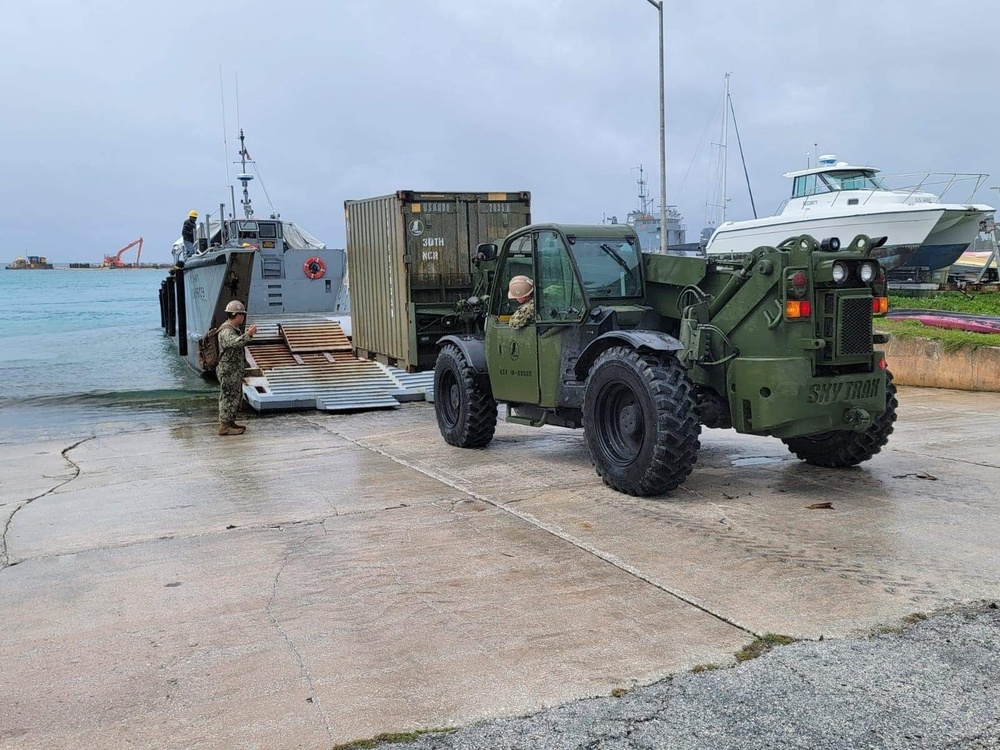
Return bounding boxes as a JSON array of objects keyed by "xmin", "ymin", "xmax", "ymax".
[{"xmin": 345, "ymin": 190, "xmax": 531, "ymax": 371}]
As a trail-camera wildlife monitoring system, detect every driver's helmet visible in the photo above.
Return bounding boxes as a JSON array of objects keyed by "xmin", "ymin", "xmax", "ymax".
[{"xmin": 507, "ymin": 275, "xmax": 534, "ymax": 300}]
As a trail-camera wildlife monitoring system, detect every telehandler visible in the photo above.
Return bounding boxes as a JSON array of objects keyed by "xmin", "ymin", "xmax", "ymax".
[{"xmin": 434, "ymin": 224, "xmax": 896, "ymax": 496}]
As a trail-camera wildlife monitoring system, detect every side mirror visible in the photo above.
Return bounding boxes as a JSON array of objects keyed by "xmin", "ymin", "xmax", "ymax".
[{"xmin": 475, "ymin": 243, "xmax": 498, "ymax": 262}]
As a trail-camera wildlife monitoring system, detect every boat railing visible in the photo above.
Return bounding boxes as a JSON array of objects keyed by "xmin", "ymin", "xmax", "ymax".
[
  {"xmin": 774, "ymin": 172, "xmax": 991, "ymax": 215},
  {"xmin": 876, "ymin": 172, "xmax": 990, "ymax": 204}
]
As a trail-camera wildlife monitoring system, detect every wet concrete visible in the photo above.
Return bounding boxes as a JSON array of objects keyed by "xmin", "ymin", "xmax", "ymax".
[{"xmin": 0, "ymin": 385, "xmax": 998, "ymax": 748}]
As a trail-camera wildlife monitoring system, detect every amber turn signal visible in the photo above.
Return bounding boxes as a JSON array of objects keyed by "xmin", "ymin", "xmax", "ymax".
[{"xmin": 785, "ymin": 300, "xmax": 811, "ymax": 319}]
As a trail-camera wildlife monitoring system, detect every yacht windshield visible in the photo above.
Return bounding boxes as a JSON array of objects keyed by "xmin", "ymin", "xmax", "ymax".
[
  {"xmin": 821, "ymin": 171, "xmax": 883, "ymax": 191},
  {"xmin": 569, "ymin": 238, "xmax": 642, "ymax": 298}
]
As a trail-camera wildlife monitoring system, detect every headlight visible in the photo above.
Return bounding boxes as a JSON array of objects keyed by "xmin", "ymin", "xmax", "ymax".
[
  {"xmin": 859, "ymin": 262, "xmax": 877, "ymax": 283},
  {"xmin": 832, "ymin": 262, "xmax": 848, "ymax": 284}
]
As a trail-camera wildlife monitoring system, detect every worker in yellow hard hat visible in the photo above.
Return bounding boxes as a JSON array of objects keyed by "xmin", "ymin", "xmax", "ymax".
[{"xmin": 182, "ymin": 211, "xmax": 198, "ymax": 258}]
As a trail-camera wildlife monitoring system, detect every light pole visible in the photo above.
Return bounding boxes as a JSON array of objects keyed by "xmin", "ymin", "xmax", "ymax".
[{"xmin": 645, "ymin": 0, "xmax": 667, "ymax": 254}]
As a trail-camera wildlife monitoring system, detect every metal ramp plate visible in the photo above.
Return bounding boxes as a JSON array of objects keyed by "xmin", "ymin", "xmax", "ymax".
[
  {"xmin": 244, "ymin": 360, "xmax": 401, "ymax": 412},
  {"xmin": 247, "ymin": 313, "xmax": 352, "ymax": 343},
  {"xmin": 279, "ymin": 321, "xmax": 352, "ymax": 353},
  {"xmin": 383, "ymin": 366, "xmax": 436, "ymax": 402},
  {"xmin": 246, "ymin": 343, "xmax": 299, "ymax": 370},
  {"xmin": 241, "ymin": 313, "xmax": 429, "ymax": 413}
]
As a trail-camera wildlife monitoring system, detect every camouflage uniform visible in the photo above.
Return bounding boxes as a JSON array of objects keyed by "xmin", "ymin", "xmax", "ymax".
[
  {"xmin": 217, "ymin": 321, "xmax": 252, "ymax": 425},
  {"xmin": 509, "ymin": 299, "xmax": 535, "ymax": 329}
]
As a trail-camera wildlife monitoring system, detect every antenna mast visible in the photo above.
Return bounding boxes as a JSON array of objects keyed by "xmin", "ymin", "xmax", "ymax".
[
  {"xmin": 635, "ymin": 164, "xmax": 652, "ymax": 214},
  {"xmin": 235, "ymin": 130, "xmax": 255, "ymax": 219},
  {"xmin": 219, "ymin": 66, "xmax": 231, "ymax": 219}
]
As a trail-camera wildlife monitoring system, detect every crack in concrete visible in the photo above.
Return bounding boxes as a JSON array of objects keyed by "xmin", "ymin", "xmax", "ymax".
[
  {"xmin": 1, "ymin": 497, "xmax": 447, "ymax": 568},
  {"xmin": 337, "ymin": 433, "xmax": 762, "ymax": 640},
  {"xmin": 265, "ymin": 533, "xmax": 334, "ymax": 742},
  {"xmin": 889, "ymin": 447, "xmax": 1000, "ymax": 471},
  {"xmin": 1, "ymin": 437, "xmax": 93, "ymax": 570}
]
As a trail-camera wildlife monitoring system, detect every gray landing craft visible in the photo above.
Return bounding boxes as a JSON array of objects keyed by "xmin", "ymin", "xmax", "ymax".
[{"xmin": 158, "ymin": 131, "xmax": 433, "ymax": 412}]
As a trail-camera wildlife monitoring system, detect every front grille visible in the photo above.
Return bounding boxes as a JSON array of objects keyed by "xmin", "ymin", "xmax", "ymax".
[{"xmin": 838, "ymin": 296, "xmax": 873, "ymax": 356}]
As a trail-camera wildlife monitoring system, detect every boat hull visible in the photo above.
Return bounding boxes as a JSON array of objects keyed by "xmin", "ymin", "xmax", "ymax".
[{"xmin": 706, "ymin": 205, "xmax": 991, "ymax": 271}]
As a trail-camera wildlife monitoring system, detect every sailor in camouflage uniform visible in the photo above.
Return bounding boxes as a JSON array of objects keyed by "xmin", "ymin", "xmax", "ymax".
[
  {"xmin": 217, "ymin": 300, "xmax": 257, "ymax": 436},
  {"xmin": 507, "ymin": 275, "xmax": 535, "ymax": 329}
]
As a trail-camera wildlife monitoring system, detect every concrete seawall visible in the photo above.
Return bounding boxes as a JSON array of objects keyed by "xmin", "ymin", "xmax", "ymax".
[{"xmin": 883, "ymin": 335, "xmax": 1000, "ymax": 392}]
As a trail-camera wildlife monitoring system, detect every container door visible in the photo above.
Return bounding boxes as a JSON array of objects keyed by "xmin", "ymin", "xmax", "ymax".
[
  {"xmin": 468, "ymin": 193, "xmax": 532, "ymax": 249},
  {"xmin": 401, "ymin": 197, "xmax": 468, "ymax": 304}
]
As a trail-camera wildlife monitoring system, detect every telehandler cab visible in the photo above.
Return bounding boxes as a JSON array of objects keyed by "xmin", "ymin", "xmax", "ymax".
[{"xmin": 434, "ymin": 223, "xmax": 897, "ymax": 496}]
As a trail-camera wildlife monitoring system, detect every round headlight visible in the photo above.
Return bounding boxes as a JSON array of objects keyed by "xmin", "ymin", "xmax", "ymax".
[
  {"xmin": 832, "ymin": 262, "xmax": 849, "ymax": 284},
  {"xmin": 859, "ymin": 262, "xmax": 876, "ymax": 283}
]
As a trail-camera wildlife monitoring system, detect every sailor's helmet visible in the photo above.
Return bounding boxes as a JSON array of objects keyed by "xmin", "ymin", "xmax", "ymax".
[
  {"xmin": 224, "ymin": 300, "xmax": 247, "ymax": 315},
  {"xmin": 507, "ymin": 275, "xmax": 534, "ymax": 300}
]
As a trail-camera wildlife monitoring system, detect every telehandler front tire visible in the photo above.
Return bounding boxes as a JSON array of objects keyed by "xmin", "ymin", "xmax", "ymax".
[
  {"xmin": 434, "ymin": 344, "xmax": 497, "ymax": 448},
  {"xmin": 583, "ymin": 347, "xmax": 701, "ymax": 496},
  {"xmin": 782, "ymin": 370, "xmax": 898, "ymax": 467}
]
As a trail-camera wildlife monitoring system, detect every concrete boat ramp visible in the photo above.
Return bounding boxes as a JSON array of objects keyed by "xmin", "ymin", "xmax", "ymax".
[
  {"xmin": 1, "ymin": 386, "xmax": 999, "ymax": 748},
  {"xmin": 243, "ymin": 313, "xmax": 435, "ymax": 412}
]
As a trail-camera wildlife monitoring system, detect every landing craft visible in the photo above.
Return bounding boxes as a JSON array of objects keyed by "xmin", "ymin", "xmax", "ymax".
[{"xmin": 158, "ymin": 132, "xmax": 524, "ymax": 412}]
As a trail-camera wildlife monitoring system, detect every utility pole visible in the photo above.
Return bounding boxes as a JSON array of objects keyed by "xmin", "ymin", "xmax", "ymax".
[{"xmin": 645, "ymin": 0, "xmax": 667, "ymax": 254}]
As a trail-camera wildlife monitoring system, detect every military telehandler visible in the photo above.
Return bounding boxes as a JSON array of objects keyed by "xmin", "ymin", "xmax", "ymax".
[{"xmin": 433, "ymin": 224, "xmax": 897, "ymax": 496}]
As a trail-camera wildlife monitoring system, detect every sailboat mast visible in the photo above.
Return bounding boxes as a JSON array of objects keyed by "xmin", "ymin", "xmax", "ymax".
[{"xmin": 721, "ymin": 72, "xmax": 731, "ymax": 224}]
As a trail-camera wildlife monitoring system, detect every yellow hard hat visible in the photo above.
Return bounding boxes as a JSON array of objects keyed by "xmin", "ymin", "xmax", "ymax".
[
  {"xmin": 507, "ymin": 275, "xmax": 534, "ymax": 300},
  {"xmin": 188, "ymin": 210, "xmax": 198, "ymax": 218}
]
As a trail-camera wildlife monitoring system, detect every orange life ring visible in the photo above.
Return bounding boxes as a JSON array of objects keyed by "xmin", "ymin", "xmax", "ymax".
[{"xmin": 304, "ymin": 256, "xmax": 326, "ymax": 280}]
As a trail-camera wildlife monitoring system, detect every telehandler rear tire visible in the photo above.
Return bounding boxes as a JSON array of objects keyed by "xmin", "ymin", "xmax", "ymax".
[
  {"xmin": 583, "ymin": 347, "xmax": 701, "ymax": 496},
  {"xmin": 782, "ymin": 370, "xmax": 898, "ymax": 467},
  {"xmin": 434, "ymin": 344, "xmax": 498, "ymax": 448}
]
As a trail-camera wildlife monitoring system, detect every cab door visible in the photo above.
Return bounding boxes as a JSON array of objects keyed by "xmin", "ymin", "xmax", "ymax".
[
  {"xmin": 533, "ymin": 229, "xmax": 587, "ymax": 407},
  {"xmin": 485, "ymin": 234, "xmax": 539, "ymax": 404}
]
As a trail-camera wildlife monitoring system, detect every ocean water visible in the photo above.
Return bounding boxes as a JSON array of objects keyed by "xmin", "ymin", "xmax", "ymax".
[{"xmin": 0, "ymin": 268, "xmax": 217, "ymax": 443}]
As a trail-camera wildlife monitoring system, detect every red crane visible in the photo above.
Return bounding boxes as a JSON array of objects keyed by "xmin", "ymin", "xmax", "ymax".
[{"xmin": 104, "ymin": 237, "xmax": 143, "ymax": 268}]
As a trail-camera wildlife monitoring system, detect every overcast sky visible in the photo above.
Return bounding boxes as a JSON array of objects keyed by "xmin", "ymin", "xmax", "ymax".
[{"xmin": 2, "ymin": 0, "xmax": 997, "ymax": 263}]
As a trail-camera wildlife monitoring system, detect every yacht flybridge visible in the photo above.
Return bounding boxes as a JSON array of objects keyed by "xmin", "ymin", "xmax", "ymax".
[{"xmin": 705, "ymin": 156, "xmax": 994, "ymax": 271}]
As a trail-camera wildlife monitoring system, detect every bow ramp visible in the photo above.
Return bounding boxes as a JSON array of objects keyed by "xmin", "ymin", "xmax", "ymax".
[{"xmin": 242, "ymin": 314, "xmax": 435, "ymax": 412}]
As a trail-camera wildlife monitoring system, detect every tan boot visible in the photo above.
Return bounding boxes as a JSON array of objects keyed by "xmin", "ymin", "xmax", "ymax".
[
  {"xmin": 218, "ymin": 423, "xmax": 240, "ymax": 436},
  {"xmin": 227, "ymin": 422, "xmax": 247, "ymax": 435}
]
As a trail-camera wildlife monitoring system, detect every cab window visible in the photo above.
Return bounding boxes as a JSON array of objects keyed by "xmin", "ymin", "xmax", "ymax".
[
  {"xmin": 535, "ymin": 230, "xmax": 585, "ymax": 322},
  {"xmin": 491, "ymin": 235, "xmax": 533, "ymax": 319},
  {"xmin": 568, "ymin": 236, "xmax": 642, "ymax": 299}
]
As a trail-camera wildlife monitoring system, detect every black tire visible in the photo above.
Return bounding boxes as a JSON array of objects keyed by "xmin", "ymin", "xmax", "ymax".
[
  {"xmin": 434, "ymin": 345, "xmax": 497, "ymax": 448},
  {"xmin": 782, "ymin": 370, "xmax": 898, "ymax": 467},
  {"xmin": 582, "ymin": 347, "xmax": 701, "ymax": 496}
]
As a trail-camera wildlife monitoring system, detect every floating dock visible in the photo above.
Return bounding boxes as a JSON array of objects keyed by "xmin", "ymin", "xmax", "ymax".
[{"xmin": 242, "ymin": 314, "xmax": 435, "ymax": 412}]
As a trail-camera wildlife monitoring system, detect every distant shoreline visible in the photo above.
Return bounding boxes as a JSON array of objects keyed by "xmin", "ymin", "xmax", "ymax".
[{"xmin": 3, "ymin": 265, "xmax": 173, "ymax": 270}]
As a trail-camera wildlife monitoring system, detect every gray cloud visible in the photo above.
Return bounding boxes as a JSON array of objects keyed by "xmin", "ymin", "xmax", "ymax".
[{"xmin": 1, "ymin": 0, "xmax": 995, "ymax": 262}]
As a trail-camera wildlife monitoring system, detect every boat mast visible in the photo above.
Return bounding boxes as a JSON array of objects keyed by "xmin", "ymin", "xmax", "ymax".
[
  {"xmin": 636, "ymin": 164, "xmax": 652, "ymax": 214},
  {"xmin": 720, "ymin": 72, "xmax": 730, "ymax": 224},
  {"xmin": 235, "ymin": 129, "xmax": 255, "ymax": 220}
]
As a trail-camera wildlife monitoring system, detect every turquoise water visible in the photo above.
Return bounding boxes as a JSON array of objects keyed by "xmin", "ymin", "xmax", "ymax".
[{"xmin": 0, "ymin": 268, "xmax": 216, "ymax": 442}]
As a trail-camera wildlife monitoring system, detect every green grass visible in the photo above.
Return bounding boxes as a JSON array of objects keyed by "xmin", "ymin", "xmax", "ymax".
[
  {"xmin": 878, "ymin": 319, "xmax": 1000, "ymax": 352},
  {"xmin": 889, "ymin": 291, "xmax": 1000, "ymax": 316},
  {"xmin": 690, "ymin": 663, "xmax": 721, "ymax": 673},
  {"xmin": 734, "ymin": 633, "xmax": 797, "ymax": 663},
  {"xmin": 331, "ymin": 729, "xmax": 456, "ymax": 749}
]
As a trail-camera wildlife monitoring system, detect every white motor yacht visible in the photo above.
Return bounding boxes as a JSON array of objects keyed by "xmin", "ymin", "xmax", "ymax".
[{"xmin": 705, "ymin": 156, "xmax": 994, "ymax": 270}]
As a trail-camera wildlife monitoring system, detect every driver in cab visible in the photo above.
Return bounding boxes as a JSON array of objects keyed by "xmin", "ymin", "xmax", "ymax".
[{"xmin": 507, "ymin": 275, "xmax": 535, "ymax": 329}]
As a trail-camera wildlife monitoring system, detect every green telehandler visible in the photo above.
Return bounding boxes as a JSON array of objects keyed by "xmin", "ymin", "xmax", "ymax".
[{"xmin": 433, "ymin": 223, "xmax": 897, "ymax": 496}]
